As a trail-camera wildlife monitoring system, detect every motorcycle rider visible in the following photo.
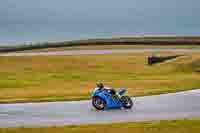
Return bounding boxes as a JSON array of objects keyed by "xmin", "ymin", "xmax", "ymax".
[
  {"xmin": 95, "ymin": 82, "xmax": 121, "ymax": 99},
  {"xmin": 96, "ymin": 82, "xmax": 105, "ymax": 91}
]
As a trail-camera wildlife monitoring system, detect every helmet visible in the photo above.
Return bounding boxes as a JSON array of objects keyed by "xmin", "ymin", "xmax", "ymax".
[{"xmin": 96, "ymin": 82, "xmax": 104, "ymax": 89}]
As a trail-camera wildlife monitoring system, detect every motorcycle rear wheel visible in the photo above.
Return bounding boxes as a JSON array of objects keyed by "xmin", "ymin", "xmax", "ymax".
[{"xmin": 121, "ymin": 96, "xmax": 133, "ymax": 109}]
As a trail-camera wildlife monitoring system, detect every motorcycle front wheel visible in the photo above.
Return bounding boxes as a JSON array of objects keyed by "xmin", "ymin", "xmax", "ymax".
[
  {"xmin": 121, "ymin": 96, "xmax": 133, "ymax": 109},
  {"xmin": 92, "ymin": 97, "xmax": 106, "ymax": 110}
]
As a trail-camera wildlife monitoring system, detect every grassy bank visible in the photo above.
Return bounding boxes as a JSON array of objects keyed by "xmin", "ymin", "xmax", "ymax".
[
  {"xmin": 0, "ymin": 52, "xmax": 200, "ymax": 103},
  {"xmin": 1, "ymin": 37, "xmax": 200, "ymax": 53},
  {"xmin": 1, "ymin": 119, "xmax": 200, "ymax": 133}
]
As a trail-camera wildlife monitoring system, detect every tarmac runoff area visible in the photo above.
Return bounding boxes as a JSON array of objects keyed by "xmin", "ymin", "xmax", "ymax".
[
  {"xmin": 0, "ymin": 89, "xmax": 200, "ymax": 128},
  {"xmin": 1, "ymin": 49, "xmax": 200, "ymax": 56}
]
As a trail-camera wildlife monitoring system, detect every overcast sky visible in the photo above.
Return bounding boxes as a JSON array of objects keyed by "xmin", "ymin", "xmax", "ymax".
[{"xmin": 0, "ymin": 0, "xmax": 199, "ymax": 24}]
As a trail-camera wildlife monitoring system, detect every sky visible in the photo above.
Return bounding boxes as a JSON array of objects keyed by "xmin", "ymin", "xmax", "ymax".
[
  {"xmin": 0, "ymin": 0, "xmax": 200, "ymax": 44},
  {"xmin": 0, "ymin": 0, "xmax": 199, "ymax": 24}
]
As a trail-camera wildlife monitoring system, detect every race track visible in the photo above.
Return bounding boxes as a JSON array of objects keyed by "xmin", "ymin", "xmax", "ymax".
[
  {"xmin": 0, "ymin": 89, "xmax": 200, "ymax": 128},
  {"xmin": 1, "ymin": 48, "xmax": 200, "ymax": 56}
]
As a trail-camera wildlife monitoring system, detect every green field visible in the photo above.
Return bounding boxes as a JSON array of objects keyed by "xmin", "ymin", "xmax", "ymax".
[
  {"xmin": 0, "ymin": 52, "xmax": 200, "ymax": 103},
  {"xmin": 1, "ymin": 119, "xmax": 200, "ymax": 133}
]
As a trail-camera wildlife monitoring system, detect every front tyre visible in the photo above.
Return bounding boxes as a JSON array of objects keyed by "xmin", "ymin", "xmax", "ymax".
[
  {"xmin": 92, "ymin": 97, "xmax": 106, "ymax": 110},
  {"xmin": 121, "ymin": 96, "xmax": 133, "ymax": 109}
]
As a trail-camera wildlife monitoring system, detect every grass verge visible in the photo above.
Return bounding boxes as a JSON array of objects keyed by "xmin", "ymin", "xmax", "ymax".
[
  {"xmin": 0, "ymin": 52, "xmax": 200, "ymax": 103},
  {"xmin": 1, "ymin": 119, "xmax": 200, "ymax": 133}
]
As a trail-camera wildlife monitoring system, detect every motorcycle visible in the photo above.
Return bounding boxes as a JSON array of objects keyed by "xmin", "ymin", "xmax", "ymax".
[{"xmin": 91, "ymin": 88, "xmax": 133, "ymax": 110}]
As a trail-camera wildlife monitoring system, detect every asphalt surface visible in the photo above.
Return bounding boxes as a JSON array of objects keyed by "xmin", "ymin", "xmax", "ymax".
[
  {"xmin": 1, "ymin": 48, "xmax": 200, "ymax": 56},
  {"xmin": 0, "ymin": 89, "xmax": 200, "ymax": 128}
]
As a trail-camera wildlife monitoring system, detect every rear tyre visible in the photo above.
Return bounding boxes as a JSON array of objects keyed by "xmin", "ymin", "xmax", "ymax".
[
  {"xmin": 121, "ymin": 96, "xmax": 133, "ymax": 109},
  {"xmin": 92, "ymin": 97, "xmax": 106, "ymax": 110}
]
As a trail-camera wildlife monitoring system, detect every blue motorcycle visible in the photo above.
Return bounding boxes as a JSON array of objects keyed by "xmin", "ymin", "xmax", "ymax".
[{"xmin": 91, "ymin": 88, "xmax": 133, "ymax": 110}]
